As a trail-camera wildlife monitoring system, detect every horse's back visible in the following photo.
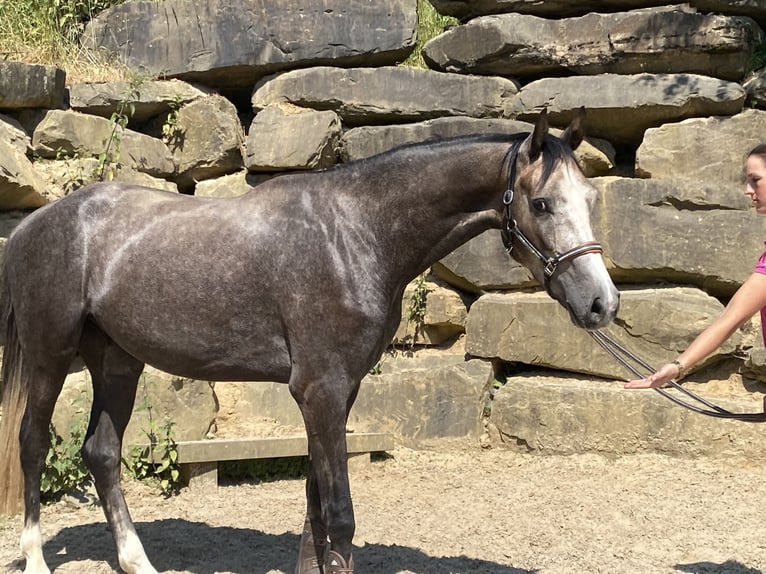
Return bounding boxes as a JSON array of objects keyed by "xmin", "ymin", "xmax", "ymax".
[{"xmin": 1, "ymin": 183, "xmax": 287, "ymax": 378}]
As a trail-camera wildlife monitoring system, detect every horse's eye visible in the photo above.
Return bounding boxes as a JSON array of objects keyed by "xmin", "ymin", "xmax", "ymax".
[{"xmin": 531, "ymin": 198, "xmax": 550, "ymax": 215}]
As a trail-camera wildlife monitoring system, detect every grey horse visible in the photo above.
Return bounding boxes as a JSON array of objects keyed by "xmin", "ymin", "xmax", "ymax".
[{"xmin": 0, "ymin": 109, "xmax": 618, "ymax": 574}]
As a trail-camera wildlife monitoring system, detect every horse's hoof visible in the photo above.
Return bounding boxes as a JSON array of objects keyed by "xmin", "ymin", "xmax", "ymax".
[
  {"xmin": 295, "ymin": 518, "xmax": 327, "ymax": 574},
  {"xmin": 296, "ymin": 543, "xmax": 327, "ymax": 574},
  {"xmin": 295, "ymin": 556, "xmax": 324, "ymax": 574},
  {"xmin": 327, "ymin": 550, "xmax": 354, "ymax": 574}
]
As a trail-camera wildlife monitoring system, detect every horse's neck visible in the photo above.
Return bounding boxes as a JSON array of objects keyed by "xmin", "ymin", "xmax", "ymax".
[{"xmin": 359, "ymin": 142, "xmax": 507, "ymax": 280}]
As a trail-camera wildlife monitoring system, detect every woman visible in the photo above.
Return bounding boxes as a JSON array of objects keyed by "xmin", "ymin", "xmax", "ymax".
[{"xmin": 625, "ymin": 143, "xmax": 766, "ymax": 389}]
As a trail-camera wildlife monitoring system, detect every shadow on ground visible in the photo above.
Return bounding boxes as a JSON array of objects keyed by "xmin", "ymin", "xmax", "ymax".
[
  {"xmin": 676, "ymin": 561, "xmax": 763, "ymax": 574},
  {"xmin": 36, "ymin": 518, "xmax": 533, "ymax": 574}
]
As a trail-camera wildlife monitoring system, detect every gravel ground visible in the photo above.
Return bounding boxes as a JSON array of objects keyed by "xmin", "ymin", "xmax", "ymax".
[{"xmin": 2, "ymin": 440, "xmax": 765, "ymax": 574}]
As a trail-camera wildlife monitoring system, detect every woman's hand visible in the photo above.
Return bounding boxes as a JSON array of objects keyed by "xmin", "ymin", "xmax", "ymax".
[{"xmin": 624, "ymin": 362, "xmax": 680, "ymax": 389}]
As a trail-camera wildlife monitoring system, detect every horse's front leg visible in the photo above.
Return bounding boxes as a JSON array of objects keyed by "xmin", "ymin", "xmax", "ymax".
[
  {"xmin": 295, "ymin": 471, "xmax": 328, "ymax": 574},
  {"xmin": 291, "ymin": 375, "xmax": 357, "ymax": 574}
]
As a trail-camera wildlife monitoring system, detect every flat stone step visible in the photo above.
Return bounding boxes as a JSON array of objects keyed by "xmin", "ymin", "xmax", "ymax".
[
  {"xmin": 491, "ymin": 374, "xmax": 766, "ymax": 458},
  {"xmin": 134, "ymin": 432, "xmax": 395, "ymax": 490},
  {"xmin": 174, "ymin": 432, "xmax": 394, "ymax": 463}
]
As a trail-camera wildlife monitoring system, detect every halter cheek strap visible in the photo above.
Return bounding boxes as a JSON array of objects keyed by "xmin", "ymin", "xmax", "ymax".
[{"xmin": 500, "ymin": 141, "xmax": 604, "ymax": 291}]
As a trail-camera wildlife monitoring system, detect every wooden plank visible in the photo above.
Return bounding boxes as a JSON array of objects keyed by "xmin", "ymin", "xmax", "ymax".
[
  {"xmin": 346, "ymin": 452, "xmax": 371, "ymax": 474},
  {"xmin": 159, "ymin": 433, "xmax": 395, "ymax": 491},
  {"xmin": 142, "ymin": 432, "xmax": 394, "ymax": 465},
  {"xmin": 180, "ymin": 462, "xmax": 218, "ymax": 490}
]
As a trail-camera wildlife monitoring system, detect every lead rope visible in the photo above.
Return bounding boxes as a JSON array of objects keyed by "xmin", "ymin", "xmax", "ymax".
[{"xmin": 589, "ymin": 329, "xmax": 766, "ymax": 422}]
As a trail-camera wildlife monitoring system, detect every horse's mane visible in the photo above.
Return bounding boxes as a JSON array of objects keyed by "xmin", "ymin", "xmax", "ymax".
[{"xmin": 334, "ymin": 130, "xmax": 578, "ymax": 191}]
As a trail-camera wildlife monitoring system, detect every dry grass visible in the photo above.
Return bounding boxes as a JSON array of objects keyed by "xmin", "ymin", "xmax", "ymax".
[
  {"xmin": 3, "ymin": 43, "xmax": 132, "ymax": 84},
  {"xmin": 0, "ymin": 0, "xmax": 130, "ymax": 83}
]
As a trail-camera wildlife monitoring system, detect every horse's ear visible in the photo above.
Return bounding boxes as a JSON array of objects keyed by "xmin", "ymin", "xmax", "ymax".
[
  {"xmin": 522, "ymin": 108, "xmax": 548, "ymax": 162},
  {"xmin": 560, "ymin": 107, "xmax": 586, "ymax": 151}
]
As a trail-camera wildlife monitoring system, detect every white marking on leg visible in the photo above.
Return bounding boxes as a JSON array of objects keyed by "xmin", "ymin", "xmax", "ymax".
[
  {"xmin": 117, "ymin": 529, "xmax": 158, "ymax": 574},
  {"xmin": 20, "ymin": 521, "xmax": 50, "ymax": 574}
]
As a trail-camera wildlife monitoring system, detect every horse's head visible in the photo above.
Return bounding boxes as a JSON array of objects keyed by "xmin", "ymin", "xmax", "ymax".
[{"xmin": 502, "ymin": 108, "xmax": 619, "ymax": 330}]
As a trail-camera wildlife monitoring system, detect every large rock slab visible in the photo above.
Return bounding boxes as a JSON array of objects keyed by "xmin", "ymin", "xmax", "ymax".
[
  {"xmin": 69, "ymin": 79, "xmax": 213, "ymax": 124},
  {"xmin": 0, "ymin": 113, "xmax": 46, "ymax": 209},
  {"xmin": 170, "ymin": 95, "xmax": 244, "ymax": 189},
  {"xmin": 509, "ymin": 73, "xmax": 745, "ymax": 144},
  {"xmin": 340, "ymin": 116, "xmax": 615, "ymax": 176},
  {"xmin": 32, "ymin": 110, "xmax": 175, "ymax": 178},
  {"xmin": 428, "ymin": 0, "xmax": 667, "ymax": 19},
  {"xmin": 694, "ymin": 0, "xmax": 766, "ymax": 28},
  {"xmin": 0, "ymin": 140, "xmax": 51, "ymax": 210},
  {"xmin": 0, "ymin": 114, "xmax": 32, "ymax": 156},
  {"xmin": 433, "ymin": 229, "xmax": 536, "ymax": 293},
  {"xmin": 635, "ymin": 109, "xmax": 766, "ymax": 183},
  {"xmin": 429, "ymin": 1, "xmax": 766, "ymax": 28},
  {"xmin": 423, "ymin": 8, "xmax": 762, "ymax": 81},
  {"xmin": 354, "ymin": 354, "xmax": 491, "ymax": 444},
  {"xmin": 34, "ymin": 158, "xmax": 178, "ymax": 200},
  {"xmin": 193, "ymin": 171, "xmax": 274, "ymax": 198},
  {"xmin": 53, "ymin": 365, "xmax": 217, "ymax": 450},
  {"xmin": 82, "ymin": 0, "xmax": 417, "ymax": 90},
  {"xmin": 246, "ymin": 103, "xmax": 341, "ymax": 172},
  {"xmin": 0, "ymin": 61, "xmax": 66, "ymax": 110},
  {"xmin": 744, "ymin": 68, "xmax": 766, "ymax": 109},
  {"xmin": 490, "ymin": 373, "xmax": 766, "ymax": 457},
  {"xmin": 465, "ymin": 287, "xmax": 740, "ymax": 379},
  {"xmin": 392, "ymin": 278, "xmax": 467, "ymax": 346},
  {"xmin": 212, "ymin": 353, "xmax": 491, "ymax": 445},
  {"xmin": 594, "ymin": 176, "xmax": 762, "ymax": 295},
  {"xmin": 252, "ymin": 66, "xmax": 518, "ymax": 125}
]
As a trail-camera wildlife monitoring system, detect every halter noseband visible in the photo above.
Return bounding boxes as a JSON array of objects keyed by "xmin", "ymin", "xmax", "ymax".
[{"xmin": 500, "ymin": 141, "xmax": 604, "ymax": 291}]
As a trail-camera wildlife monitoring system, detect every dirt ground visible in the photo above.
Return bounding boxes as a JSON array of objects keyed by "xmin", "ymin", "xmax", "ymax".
[{"xmin": 1, "ymin": 438, "xmax": 766, "ymax": 574}]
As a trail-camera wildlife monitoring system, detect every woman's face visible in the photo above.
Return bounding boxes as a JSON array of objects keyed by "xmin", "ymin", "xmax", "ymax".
[{"xmin": 745, "ymin": 154, "xmax": 766, "ymax": 214}]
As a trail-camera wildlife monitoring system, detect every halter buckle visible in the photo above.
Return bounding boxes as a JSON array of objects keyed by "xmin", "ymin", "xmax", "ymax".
[
  {"xmin": 502, "ymin": 217, "xmax": 517, "ymax": 254},
  {"xmin": 543, "ymin": 259, "xmax": 558, "ymax": 279}
]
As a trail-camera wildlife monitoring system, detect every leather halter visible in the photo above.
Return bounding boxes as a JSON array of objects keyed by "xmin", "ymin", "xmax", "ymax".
[{"xmin": 500, "ymin": 141, "xmax": 604, "ymax": 291}]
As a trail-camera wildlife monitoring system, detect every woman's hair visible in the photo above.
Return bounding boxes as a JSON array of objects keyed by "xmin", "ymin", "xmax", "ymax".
[{"xmin": 748, "ymin": 142, "xmax": 766, "ymax": 163}]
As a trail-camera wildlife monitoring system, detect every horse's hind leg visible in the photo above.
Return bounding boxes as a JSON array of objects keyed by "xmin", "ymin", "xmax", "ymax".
[
  {"xmin": 17, "ymin": 364, "xmax": 71, "ymax": 574},
  {"xmin": 78, "ymin": 323, "xmax": 157, "ymax": 574}
]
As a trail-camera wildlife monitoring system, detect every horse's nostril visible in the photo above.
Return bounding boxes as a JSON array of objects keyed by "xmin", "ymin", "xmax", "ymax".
[{"xmin": 590, "ymin": 297, "xmax": 605, "ymax": 318}]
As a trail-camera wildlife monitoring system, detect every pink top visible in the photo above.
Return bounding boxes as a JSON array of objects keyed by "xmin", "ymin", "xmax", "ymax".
[{"xmin": 754, "ymin": 245, "xmax": 766, "ymax": 345}]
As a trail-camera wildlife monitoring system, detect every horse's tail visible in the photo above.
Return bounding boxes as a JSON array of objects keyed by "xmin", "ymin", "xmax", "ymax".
[{"xmin": 0, "ymin": 257, "xmax": 26, "ymax": 516}]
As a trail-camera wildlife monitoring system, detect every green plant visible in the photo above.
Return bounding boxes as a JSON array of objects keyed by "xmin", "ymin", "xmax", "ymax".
[
  {"xmin": 40, "ymin": 416, "xmax": 90, "ymax": 502},
  {"xmin": 482, "ymin": 372, "xmax": 508, "ymax": 418},
  {"xmin": 55, "ymin": 146, "xmax": 96, "ymax": 194},
  {"xmin": 95, "ymin": 76, "xmax": 142, "ymax": 181},
  {"xmin": 401, "ymin": 0, "xmax": 458, "ymax": 68},
  {"xmin": 161, "ymin": 94, "xmax": 184, "ymax": 145},
  {"xmin": 405, "ymin": 272, "xmax": 431, "ymax": 348},
  {"xmin": 750, "ymin": 43, "xmax": 766, "ymax": 73},
  {"xmin": 122, "ymin": 377, "xmax": 181, "ymax": 495},
  {"xmin": 48, "ymin": 0, "xmax": 125, "ymax": 44}
]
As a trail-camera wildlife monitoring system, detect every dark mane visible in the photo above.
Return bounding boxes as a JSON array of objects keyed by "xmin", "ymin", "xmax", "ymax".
[
  {"xmin": 339, "ymin": 131, "xmax": 577, "ymax": 181},
  {"xmin": 359, "ymin": 132, "xmax": 528, "ymax": 165},
  {"xmin": 535, "ymin": 133, "xmax": 581, "ymax": 190}
]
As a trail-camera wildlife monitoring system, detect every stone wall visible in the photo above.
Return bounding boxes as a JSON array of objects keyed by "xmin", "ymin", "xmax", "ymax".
[{"xmin": 2, "ymin": 0, "xmax": 766, "ymax": 454}]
